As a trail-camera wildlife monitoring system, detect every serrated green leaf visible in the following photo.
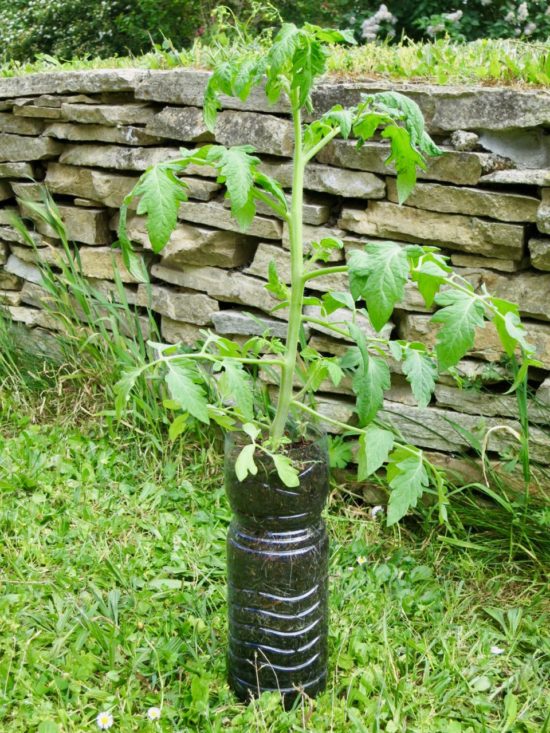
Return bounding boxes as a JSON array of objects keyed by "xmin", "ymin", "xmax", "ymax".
[
  {"xmin": 412, "ymin": 258, "xmax": 449, "ymax": 308},
  {"xmin": 116, "ymin": 201, "xmax": 149, "ymax": 283},
  {"xmin": 431, "ymin": 290, "xmax": 486, "ymax": 371},
  {"xmin": 114, "ymin": 366, "xmax": 143, "ymax": 418},
  {"xmin": 273, "ymin": 453, "xmax": 300, "ymax": 487},
  {"xmin": 291, "ymin": 33, "xmax": 327, "ymax": 109},
  {"xmin": 352, "ymin": 353, "xmax": 391, "ymax": 426},
  {"xmin": 206, "ymin": 145, "xmax": 260, "ymax": 230},
  {"xmin": 386, "ymin": 448, "xmax": 429, "ymax": 525},
  {"xmin": 242, "ymin": 422, "xmax": 261, "ymax": 440},
  {"xmin": 165, "ymin": 364, "xmax": 209, "ymax": 424},
  {"xmin": 326, "ymin": 359, "xmax": 344, "ymax": 386},
  {"xmin": 328, "ymin": 435, "xmax": 353, "ymax": 469},
  {"xmin": 235, "ymin": 443, "xmax": 257, "ymax": 482},
  {"xmin": 348, "ymin": 241, "xmax": 409, "ymax": 331},
  {"xmin": 491, "ymin": 298, "xmax": 534, "ymax": 357},
  {"xmin": 322, "ymin": 290, "xmax": 355, "ymax": 315},
  {"xmin": 357, "ymin": 426, "xmax": 395, "ymax": 480},
  {"xmin": 132, "ymin": 165, "xmax": 188, "ymax": 253},
  {"xmin": 381, "ymin": 125, "xmax": 426, "ymax": 204},
  {"xmin": 220, "ymin": 361, "xmax": 254, "ymax": 420},
  {"xmin": 305, "ymin": 24, "xmax": 357, "ymax": 45},
  {"xmin": 402, "ymin": 346, "xmax": 438, "ymax": 407}
]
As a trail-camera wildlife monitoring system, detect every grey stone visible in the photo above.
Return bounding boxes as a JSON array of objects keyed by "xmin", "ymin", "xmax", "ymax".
[
  {"xmin": 74, "ymin": 198, "xmax": 102, "ymax": 207},
  {"xmin": 450, "ymin": 254, "xmax": 529, "ymax": 273},
  {"xmin": 135, "ymin": 68, "xmax": 290, "ymax": 114},
  {"xmin": 435, "ymin": 384, "xmax": 549, "ymax": 425},
  {"xmin": 380, "ymin": 400, "xmax": 550, "ymax": 464},
  {"xmin": 59, "ymin": 144, "xmax": 182, "ymax": 171},
  {"xmin": 215, "ymin": 110, "xmax": 293, "ymax": 157},
  {"xmin": 529, "ymin": 237, "xmax": 550, "ymax": 271},
  {"xmin": 151, "ymin": 263, "xmax": 286, "ymax": 318},
  {"xmin": 0, "ymin": 226, "xmax": 43, "ymax": 246},
  {"xmin": 122, "ymin": 214, "xmax": 253, "ymax": 267},
  {"xmin": 261, "ymin": 160, "xmax": 385, "ymax": 199},
  {"xmin": 0, "ymin": 112, "xmax": 45, "ymax": 135},
  {"xmin": 14, "ymin": 94, "xmax": 96, "ymax": 109},
  {"xmin": 11, "ymin": 181, "xmax": 42, "ymax": 200},
  {"xmin": 0, "ymin": 270, "xmax": 22, "ymax": 289},
  {"xmin": 86, "ymin": 278, "xmax": 139, "ymax": 306},
  {"xmin": 0, "ymin": 289, "xmax": 21, "ymax": 306},
  {"xmin": 178, "ymin": 201, "xmax": 283, "ymax": 240},
  {"xmin": 45, "ymin": 163, "xmax": 138, "ymax": 209},
  {"xmin": 21, "ymin": 204, "xmax": 111, "ymax": 245},
  {"xmin": 317, "ymin": 141, "xmax": 484, "ymax": 186},
  {"xmin": 0, "ymin": 70, "xmax": 146, "ymax": 99},
  {"xmin": 211, "ymin": 310, "xmax": 289, "ymax": 338},
  {"xmin": 338, "ymin": 202, "xmax": 525, "ymax": 260},
  {"xmin": 177, "ymin": 177, "xmax": 221, "ymax": 201},
  {"xmin": 45, "ymin": 122, "xmax": 162, "ymax": 146},
  {"xmin": 0, "ymin": 134, "xmax": 63, "ymax": 162},
  {"xmin": 480, "ymin": 169, "xmax": 550, "ymax": 186},
  {"xmin": 9, "ymin": 244, "xmax": 67, "ymax": 267},
  {"xmin": 61, "ymin": 102, "xmax": 156, "ymax": 126},
  {"xmin": 78, "ymin": 246, "xmax": 146, "ymax": 283},
  {"xmin": 0, "ymin": 208, "xmax": 19, "ymax": 225},
  {"xmin": 5, "ymin": 254, "xmax": 43, "ymax": 284},
  {"xmin": 0, "ymin": 162, "xmax": 34, "ymax": 178},
  {"xmin": 0, "ymin": 241, "xmax": 7, "ymax": 265},
  {"xmin": 386, "ymin": 178, "xmax": 539, "ymax": 223},
  {"xmin": 145, "ymin": 106, "xmax": 212, "ymax": 142},
  {"xmin": 136, "ymin": 283, "xmax": 218, "ymax": 324},
  {"xmin": 399, "ymin": 313, "xmax": 550, "ymax": 368},
  {"xmin": 536, "ymin": 378, "xmax": 550, "ymax": 405},
  {"xmin": 537, "ymin": 189, "xmax": 550, "ymax": 236},
  {"xmin": 309, "ymin": 81, "xmax": 550, "ymax": 133},
  {"xmin": 479, "ymin": 128, "xmax": 550, "ymax": 170},
  {"xmin": 160, "ymin": 317, "xmax": 205, "ymax": 345},
  {"xmin": 0, "ymin": 180, "xmax": 12, "ymax": 202},
  {"xmin": 450, "ymin": 130, "xmax": 479, "ymax": 151},
  {"xmin": 459, "ymin": 267, "xmax": 550, "ymax": 321},
  {"xmin": 13, "ymin": 105, "xmax": 62, "ymax": 120},
  {"xmin": 4, "ymin": 305, "xmax": 62, "ymax": 332},
  {"xmin": 20, "ymin": 280, "xmax": 55, "ymax": 309}
]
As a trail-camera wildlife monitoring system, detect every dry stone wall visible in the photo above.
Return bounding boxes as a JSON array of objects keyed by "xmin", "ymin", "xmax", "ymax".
[{"xmin": 0, "ymin": 69, "xmax": 549, "ymax": 486}]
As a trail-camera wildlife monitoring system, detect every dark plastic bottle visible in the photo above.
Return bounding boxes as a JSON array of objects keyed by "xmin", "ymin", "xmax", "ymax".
[{"xmin": 224, "ymin": 430, "xmax": 330, "ymax": 704}]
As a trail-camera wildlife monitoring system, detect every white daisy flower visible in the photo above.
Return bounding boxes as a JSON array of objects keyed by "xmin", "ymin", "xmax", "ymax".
[
  {"xmin": 490, "ymin": 645, "xmax": 505, "ymax": 655},
  {"xmin": 96, "ymin": 711, "xmax": 114, "ymax": 730},
  {"xmin": 357, "ymin": 555, "xmax": 367, "ymax": 565},
  {"xmin": 147, "ymin": 707, "xmax": 162, "ymax": 721}
]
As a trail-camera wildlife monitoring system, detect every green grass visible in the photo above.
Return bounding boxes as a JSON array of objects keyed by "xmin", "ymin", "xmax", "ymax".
[
  {"xmin": 1, "ymin": 395, "xmax": 548, "ymax": 732},
  {"xmin": 1, "ymin": 36, "xmax": 549, "ymax": 86}
]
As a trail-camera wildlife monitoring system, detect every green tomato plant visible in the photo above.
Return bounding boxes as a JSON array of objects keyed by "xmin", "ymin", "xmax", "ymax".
[{"xmin": 117, "ymin": 23, "xmax": 536, "ymax": 525}]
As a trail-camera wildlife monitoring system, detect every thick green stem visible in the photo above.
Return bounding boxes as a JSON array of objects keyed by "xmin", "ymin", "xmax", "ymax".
[{"xmin": 270, "ymin": 96, "xmax": 305, "ymax": 444}]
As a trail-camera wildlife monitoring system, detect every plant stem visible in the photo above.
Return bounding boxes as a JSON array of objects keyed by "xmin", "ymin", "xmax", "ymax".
[
  {"xmin": 270, "ymin": 93, "xmax": 305, "ymax": 444},
  {"xmin": 302, "ymin": 265, "xmax": 348, "ymax": 282}
]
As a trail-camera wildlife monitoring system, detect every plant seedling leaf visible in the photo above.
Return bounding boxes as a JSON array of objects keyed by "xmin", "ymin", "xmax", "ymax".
[
  {"xmin": 402, "ymin": 346, "xmax": 438, "ymax": 407},
  {"xmin": 133, "ymin": 165, "xmax": 189, "ymax": 253},
  {"xmin": 386, "ymin": 448, "xmax": 429, "ymax": 525},
  {"xmin": 235, "ymin": 443, "xmax": 257, "ymax": 481},
  {"xmin": 357, "ymin": 426, "xmax": 395, "ymax": 479},
  {"xmin": 165, "ymin": 364, "xmax": 209, "ymax": 424},
  {"xmin": 273, "ymin": 453, "xmax": 300, "ymax": 487},
  {"xmin": 431, "ymin": 289, "xmax": 486, "ymax": 370}
]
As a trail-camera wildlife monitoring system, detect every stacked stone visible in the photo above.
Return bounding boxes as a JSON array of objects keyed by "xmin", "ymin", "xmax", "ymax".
[{"xmin": 0, "ymin": 68, "xmax": 549, "ymax": 484}]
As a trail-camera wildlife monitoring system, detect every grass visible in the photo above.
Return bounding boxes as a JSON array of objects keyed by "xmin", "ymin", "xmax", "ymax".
[
  {"xmin": 1, "ymin": 36, "xmax": 549, "ymax": 86},
  {"xmin": 0, "ymin": 385, "xmax": 548, "ymax": 732}
]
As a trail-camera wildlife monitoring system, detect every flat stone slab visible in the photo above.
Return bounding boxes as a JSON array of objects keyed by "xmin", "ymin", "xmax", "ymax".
[
  {"xmin": 61, "ymin": 102, "xmax": 156, "ymax": 126},
  {"xmin": 537, "ymin": 189, "xmax": 550, "ymax": 235},
  {"xmin": 45, "ymin": 122, "xmax": 162, "ymax": 146},
  {"xmin": 386, "ymin": 178, "xmax": 539, "ymax": 223},
  {"xmin": 0, "ymin": 162, "xmax": 34, "ymax": 178},
  {"xmin": 151, "ymin": 263, "xmax": 286, "ymax": 318},
  {"xmin": 260, "ymin": 160, "xmax": 385, "ymax": 199},
  {"xmin": 0, "ymin": 112, "xmax": 45, "ymax": 136},
  {"xmin": 529, "ymin": 237, "xmax": 550, "ymax": 271},
  {"xmin": 145, "ymin": 106, "xmax": 213, "ymax": 142},
  {"xmin": 304, "ymin": 305, "xmax": 393, "ymax": 342},
  {"xmin": 0, "ymin": 289, "xmax": 21, "ymax": 306},
  {"xmin": 0, "ymin": 69, "xmax": 146, "ymax": 98},
  {"xmin": 537, "ymin": 377, "xmax": 550, "ymax": 405},
  {"xmin": 0, "ymin": 134, "xmax": 62, "ymax": 161},
  {"xmin": 211, "ymin": 309, "xmax": 289, "ymax": 339},
  {"xmin": 122, "ymin": 214, "xmax": 254, "ymax": 268},
  {"xmin": 160, "ymin": 317, "xmax": 205, "ymax": 345},
  {"xmin": 78, "ymin": 246, "xmax": 147, "ymax": 283},
  {"xmin": 480, "ymin": 169, "xmax": 550, "ymax": 186},
  {"xmin": 136, "ymin": 283, "xmax": 218, "ymax": 324},
  {"xmin": 59, "ymin": 143, "xmax": 181, "ymax": 171},
  {"xmin": 0, "ymin": 270, "xmax": 22, "ymax": 289},
  {"xmin": 178, "ymin": 201, "xmax": 283, "ymax": 240},
  {"xmin": 45, "ymin": 163, "xmax": 138, "ymax": 208},
  {"xmin": 20, "ymin": 203, "xmax": 111, "ymax": 245},
  {"xmin": 434, "ymin": 384, "xmax": 549, "ymax": 425},
  {"xmin": 215, "ymin": 110, "xmax": 293, "ymax": 157},
  {"xmin": 318, "ymin": 141, "xmax": 484, "ymax": 186},
  {"xmin": 450, "ymin": 254, "xmax": 529, "ymax": 273},
  {"xmin": 339, "ymin": 202, "xmax": 525, "ymax": 260},
  {"xmin": 5, "ymin": 254, "xmax": 43, "ymax": 284},
  {"xmin": 231, "ymin": 191, "xmax": 332, "ymax": 226}
]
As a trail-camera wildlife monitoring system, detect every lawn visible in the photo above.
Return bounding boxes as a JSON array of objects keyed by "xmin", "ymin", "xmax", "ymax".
[{"xmin": 0, "ymin": 391, "xmax": 548, "ymax": 732}]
